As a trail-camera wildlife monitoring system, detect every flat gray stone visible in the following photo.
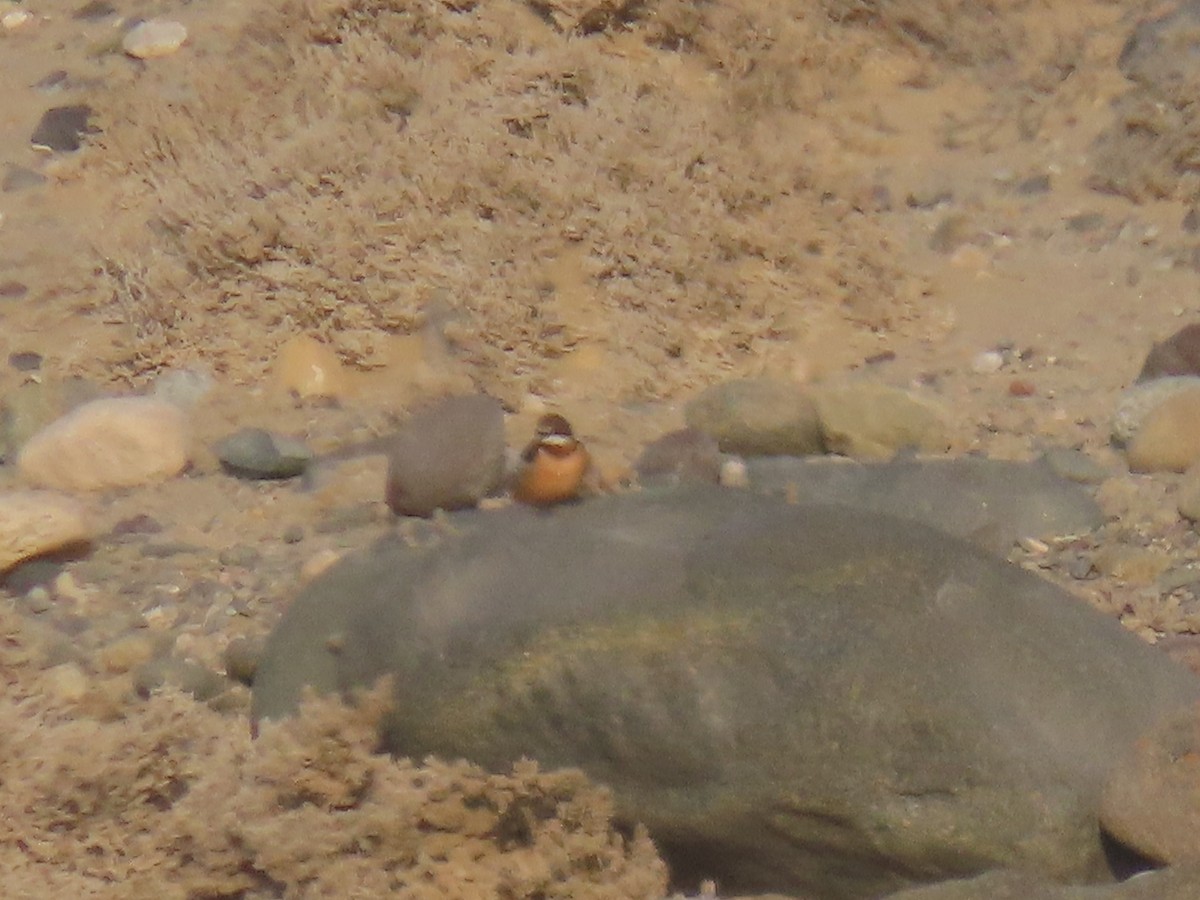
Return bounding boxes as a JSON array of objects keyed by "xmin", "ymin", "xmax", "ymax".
[
  {"xmin": 214, "ymin": 427, "xmax": 312, "ymax": 480},
  {"xmin": 884, "ymin": 866, "xmax": 1200, "ymax": 899},
  {"xmin": 253, "ymin": 488, "xmax": 1198, "ymax": 899},
  {"xmin": 743, "ymin": 455, "xmax": 1104, "ymax": 554}
]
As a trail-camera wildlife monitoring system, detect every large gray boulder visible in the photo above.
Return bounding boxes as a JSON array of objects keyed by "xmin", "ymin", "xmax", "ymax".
[
  {"xmin": 252, "ymin": 488, "xmax": 1199, "ymax": 899},
  {"xmin": 744, "ymin": 455, "xmax": 1104, "ymax": 554}
]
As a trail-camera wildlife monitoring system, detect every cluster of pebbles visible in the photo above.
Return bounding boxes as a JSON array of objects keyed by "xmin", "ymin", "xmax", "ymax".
[{"xmin": 5, "ymin": 322, "xmax": 1200, "ymax": 724}]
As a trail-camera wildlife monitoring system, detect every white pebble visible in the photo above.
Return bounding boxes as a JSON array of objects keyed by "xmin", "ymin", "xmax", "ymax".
[
  {"xmin": 971, "ymin": 351, "xmax": 1005, "ymax": 374},
  {"xmin": 122, "ymin": 19, "xmax": 188, "ymax": 59},
  {"xmin": 2, "ymin": 8, "xmax": 32, "ymax": 29}
]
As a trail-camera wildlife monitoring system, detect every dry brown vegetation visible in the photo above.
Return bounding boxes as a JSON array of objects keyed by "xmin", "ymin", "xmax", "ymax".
[
  {"xmin": 0, "ymin": 631, "xmax": 666, "ymax": 898},
  {"xmin": 91, "ymin": 0, "xmax": 940, "ymax": 401}
]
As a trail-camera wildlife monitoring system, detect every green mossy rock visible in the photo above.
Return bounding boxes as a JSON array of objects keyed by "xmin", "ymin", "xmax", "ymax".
[{"xmin": 253, "ymin": 488, "xmax": 1199, "ymax": 899}]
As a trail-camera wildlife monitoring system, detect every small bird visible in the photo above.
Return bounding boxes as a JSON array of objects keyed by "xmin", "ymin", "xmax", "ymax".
[{"xmin": 513, "ymin": 413, "xmax": 591, "ymax": 507}]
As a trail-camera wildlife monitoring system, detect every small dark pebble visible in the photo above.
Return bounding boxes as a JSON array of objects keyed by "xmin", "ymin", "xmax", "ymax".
[
  {"xmin": 1185, "ymin": 208, "xmax": 1200, "ymax": 234},
  {"xmin": 73, "ymin": 0, "xmax": 116, "ymax": 19},
  {"xmin": 1, "ymin": 555, "xmax": 72, "ymax": 594},
  {"xmin": 0, "ymin": 280, "xmax": 29, "ymax": 299},
  {"xmin": 8, "ymin": 351, "xmax": 42, "ymax": 372},
  {"xmin": 1064, "ymin": 212, "xmax": 1105, "ymax": 233},
  {"xmin": 110, "ymin": 513, "xmax": 164, "ymax": 537},
  {"xmin": 223, "ymin": 636, "xmax": 263, "ymax": 686},
  {"xmin": 864, "ymin": 349, "xmax": 896, "ymax": 365},
  {"xmin": 2, "ymin": 168, "xmax": 46, "ymax": 193},
  {"xmin": 1067, "ymin": 556, "xmax": 1095, "ymax": 580},
  {"xmin": 1013, "ymin": 174, "xmax": 1052, "ymax": 196},
  {"xmin": 30, "ymin": 105, "xmax": 97, "ymax": 152},
  {"xmin": 282, "ymin": 524, "xmax": 305, "ymax": 544},
  {"xmin": 218, "ymin": 546, "xmax": 261, "ymax": 569},
  {"xmin": 54, "ymin": 613, "xmax": 92, "ymax": 636},
  {"xmin": 31, "ymin": 70, "xmax": 70, "ymax": 91}
]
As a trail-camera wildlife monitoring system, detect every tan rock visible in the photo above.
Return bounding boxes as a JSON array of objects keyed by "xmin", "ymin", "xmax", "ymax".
[
  {"xmin": 122, "ymin": 19, "xmax": 188, "ymax": 59},
  {"xmin": 17, "ymin": 397, "xmax": 189, "ymax": 491},
  {"xmin": 1127, "ymin": 387, "xmax": 1200, "ymax": 473},
  {"xmin": 0, "ymin": 489, "xmax": 91, "ymax": 572},
  {"xmin": 1092, "ymin": 545, "xmax": 1172, "ymax": 585},
  {"xmin": 1101, "ymin": 703, "xmax": 1200, "ymax": 864},
  {"xmin": 811, "ymin": 381, "xmax": 949, "ymax": 461},
  {"xmin": 275, "ymin": 334, "xmax": 348, "ymax": 400}
]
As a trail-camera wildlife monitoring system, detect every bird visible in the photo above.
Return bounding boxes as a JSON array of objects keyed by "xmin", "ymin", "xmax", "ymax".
[{"xmin": 513, "ymin": 413, "xmax": 591, "ymax": 507}]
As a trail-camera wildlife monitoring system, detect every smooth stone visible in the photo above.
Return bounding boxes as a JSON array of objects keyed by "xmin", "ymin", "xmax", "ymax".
[
  {"xmin": 1138, "ymin": 323, "xmax": 1200, "ymax": 383},
  {"xmin": 18, "ymin": 397, "xmax": 189, "ymax": 491},
  {"xmin": 214, "ymin": 427, "xmax": 312, "ymax": 480},
  {"xmin": 2, "ymin": 166, "xmax": 46, "ymax": 192},
  {"xmin": 122, "ymin": 19, "xmax": 188, "ymax": 59},
  {"xmin": 30, "ymin": 104, "xmax": 95, "ymax": 152},
  {"xmin": 8, "ymin": 351, "xmax": 43, "ymax": 372},
  {"xmin": 73, "ymin": 0, "xmax": 115, "ymax": 20},
  {"xmin": 634, "ymin": 428, "xmax": 722, "ymax": 486},
  {"xmin": 971, "ymin": 350, "xmax": 1005, "ymax": 374},
  {"xmin": 742, "ymin": 456, "xmax": 1104, "ymax": 554},
  {"xmin": 683, "ymin": 378, "xmax": 824, "ymax": 456},
  {"xmin": 1040, "ymin": 448, "xmax": 1109, "ymax": 485},
  {"xmin": 384, "ymin": 394, "xmax": 506, "ymax": 517},
  {"xmin": 0, "ymin": 490, "xmax": 91, "ymax": 573},
  {"xmin": 151, "ymin": 367, "xmax": 215, "ymax": 410},
  {"xmin": 253, "ymin": 487, "xmax": 1200, "ymax": 899},
  {"xmin": 1126, "ymin": 387, "xmax": 1200, "ymax": 472},
  {"xmin": 43, "ymin": 662, "xmax": 89, "ymax": 703},
  {"xmin": 274, "ymin": 334, "xmax": 348, "ymax": 400},
  {"xmin": 1101, "ymin": 704, "xmax": 1200, "ymax": 865},
  {"xmin": 811, "ymin": 380, "xmax": 949, "ymax": 460},
  {"xmin": 1112, "ymin": 376, "xmax": 1200, "ymax": 447},
  {"xmin": 0, "ymin": 376, "xmax": 103, "ymax": 462}
]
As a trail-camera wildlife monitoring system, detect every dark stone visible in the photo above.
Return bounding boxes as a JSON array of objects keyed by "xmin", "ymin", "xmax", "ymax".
[
  {"xmin": 1013, "ymin": 174, "xmax": 1052, "ymax": 196},
  {"xmin": 110, "ymin": 513, "xmax": 164, "ymax": 537},
  {"xmin": 253, "ymin": 488, "xmax": 1199, "ymax": 899},
  {"xmin": 2, "ymin": 168, "xmax": 46, "ymax": 193},
  {"xmin": 8, "ymin": 352, "xmax": 43, "ymax": 372},
  {"xmin": 0, "ymin": 280, "xmax": 29, "ymax": 298},
  {"xmin": 223, "ymin": 636, "xmax": 263, "ymax": 686},
  {"xmin": 31, "ymin": 70, "xmax": 70, "ymax": 91},
  {"xmin": 1138, "ymin": 323, "xmax": 1200, "ymax": 382},
  {"xmin": 30, "ymin": 104, "xmax": 97, "ymax": 152},
  {"xmin": 384, "ymin": 394, "xmax": 506, "ymax": 517},
  {"xmin": 634, "ymin": 428, "xmax": 721, "ymax": 487},
  {"xmin": 73, "ymin": 0, "xmax": 116, "ymax": 20},
  {"xmin": 214, "ymin": 427, "xmax": 312, "ymax": 480}
]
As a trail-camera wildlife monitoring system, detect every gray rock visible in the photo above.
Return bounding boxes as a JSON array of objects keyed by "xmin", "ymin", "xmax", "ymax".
[
  {"xmin": 684, "ymin": 378, "xmax": 824, "ymax": 456},
  {"xmin": 214, "ymin": 428, "xmax": 313, "ymax": 480},
  {"xmin": 883, "ymin": 866, "xmax": 1200, "ymax": 899},
  {"xmin": 252, "ymin": 487, "xmax": 1199, "ymax": 900},
  {"xmin": 1040, "ymin": 448, "xmax": 1109, "ymax": 485},
  {"xmin": 811, "ymin": 380, "xmax": 949, "ymax": 460},
  {"xmin": 634, "ymin": 428, "xmax": 722, "ymax": 486},
  {"xmin": 2, "ymin": 167, "xmax": 46, "ymax": 193},
  {"xmin": 1178, "ymin": 465, "xmax": 1200, "ymax": 521},
  {"xmin": 384, "ymin": 394, "xmax": 506, "ymax": 517},
  {"xmin": 152, "ymin": 367, "xmax": 216, "ymax": 410},
  {"xmin": 30, "ymin": 104, "xmax": 96, "ymax": 152},
  {"xmin": 743, "ymin": 456, "xmax": 1103, "ymax": 555},
  {"xmin": 134, "ymin": 657, "xmax": 227, "ymax": 702}
]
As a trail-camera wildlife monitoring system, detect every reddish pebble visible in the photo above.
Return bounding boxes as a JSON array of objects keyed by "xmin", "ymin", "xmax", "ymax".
[{"xmin": 1009, "ymin": 379, "xmax": 1036, "ymax": 397}]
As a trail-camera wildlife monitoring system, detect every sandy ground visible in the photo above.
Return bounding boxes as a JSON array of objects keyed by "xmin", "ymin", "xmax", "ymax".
[{"xmin": 5, "ymin": 0, "xmax": 1200, "ymax": 895}]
